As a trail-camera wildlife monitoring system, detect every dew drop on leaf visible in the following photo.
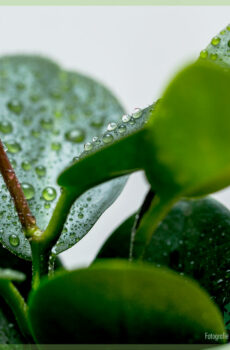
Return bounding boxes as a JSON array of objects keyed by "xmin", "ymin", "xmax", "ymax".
[
  {"xmin": 42, "ymin": 187, "xmax": 57, "ymax": 201},
  {"xmin": 5, "ymin": 141, "xmax": 21, "ymax": 154},
  {"xmin": 7, "ymin": 100, "xmax": 23, "ymax": 115},
  {"xmin": 21, "ymin": 161, "xmax": 31, "ymax": 171},
  {"xmin": 51, "ymin": 142, "xmax": 62, "ymax": 151},
  {"xmin": 107, "ymin": 122, "xmax": 117, "ymax": 131},
  {"xmin": 122, "ymin": 114, "xmax": 131, "ymax": 123},
  {"xmin": 21, "ymin": 183, "xmax": 35, "ymax": 200},
  {"xmin": 40, "ymin": 118, "xmax": 53, "ymax": 130},
  {"xmin": 0, "ymin": 121, "xmax": 13, "ymax": 134},
  {"xmin": 102, "ymin": 133, "xmax": 114, "ymax": 144},
  {"xmin": 84, "ymin": 142, "xmax": 93, "ymax": 151},
  {"xmin": 211, "ymin": 36, "xmax": 221, "ymax": 46},
  {"xmin": 35, "ymin": 165, "xmax": 46, "ymax": 177},
  {"xmin": 9, "ymin": 234, "xmax": 20, "ymax": 247},
  {"xmin": 65, "ymin": 128, "xmax": 85, "ymax": 143},
  {"xmin": 118, "ymin": 124, "xmax": 127, "ymax": 134}
]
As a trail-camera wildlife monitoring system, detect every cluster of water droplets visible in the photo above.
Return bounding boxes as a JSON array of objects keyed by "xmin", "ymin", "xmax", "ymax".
[
  {"xmin": 0, "ymin": 56, "xmax": 128, "ymax": 258},
  {"xmin": 200, "ymin": 24, "xmax": 230, "ymax": 66},
  {"xmin": 52, "ymin": 105, "xmax": 153, "ymax": 254}
]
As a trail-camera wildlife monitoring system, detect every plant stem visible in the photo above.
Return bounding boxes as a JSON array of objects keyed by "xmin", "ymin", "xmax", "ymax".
[
  {"xmin": 131, "ymin": 195, "xmax": 177, "ymax": 260},
  {"xmin": 30, "ymin": 188, "xmax": 76, "ymax": 289},
  {"xmin": 0, "ymin": 280, "xmax": 31, "ymax": 340},
  {"xmin": 0, "ymin": 140, "xmax": 37, "ymax": 231}
]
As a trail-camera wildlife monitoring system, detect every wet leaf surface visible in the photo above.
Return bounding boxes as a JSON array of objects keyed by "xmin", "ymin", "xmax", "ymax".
[{"xmin": 0, "ymin": 55, "xmax": 127, "ymax": 259}]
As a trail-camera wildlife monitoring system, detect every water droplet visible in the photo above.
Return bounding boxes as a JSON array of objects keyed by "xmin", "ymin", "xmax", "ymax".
[
  {"xmin": 65, "ymin": 128, "xmax": 85, "ymax": 143},
  {"xmin": 51, "ymin": 142, "xmax": 61, "ymax": 151},
  {"xmin": 30, "ymin": 94, "xmax": 40, "ymax": 102},
  {"xmin": 31, "ymin": 130, "xmax": 40, "ymax": 138},
  {"xmin": 133, "ymin": 108, "xmax": 142, "ymax": 119},
  {"xmin": 102, "ymin": 133, "xmax": 114, "ymax": 144},
  {"xmin": 0, "ymin": 121, "xmax": 12, "ymax": 134},
  {"xmin": 91, "ymin": 119, "xmax": 104, "ymax": 128},
  {"xmin": 21, "ymin": 161, "xmax": 31, "ymax": 171},
  {"xmin": 92, "ymin": 136, "xmax": 100, "ymax": 145},
  {"xmin": 44, "ymin": 202, "xmax": 50, "ymax": 209},
  {"xmin": 54, "ymin": 110, "xmax": 62, "ymax": 118},
  {"xmin": 9, "ymin": 234, "xmax": 19, "ymax": 247},
  {"xmin": 40, "ymin": 118, "xmax": 53, "ymax": 130},
  {"xmin": 200, "ymin": 50, "xmax": 208, "ymax": 59},
  {"xmin": 84, "ymin": 142, "xmax": 93, "ymax": 151},
  {"xmin": 118, "ymin": 124, "xmax": 127, "ymax": 134},
  {"xmin": 23, "ymin": 118, "xmax": 32, "ymax": 126},
  {"xmin": 78, "ymin": 213, "xmax": 84, "ymax": 219},
  {"xmin": 22, "ymin": 183, "xmax": 35, "ymax": 200},
  {"xmin": 227, "ymin": 24, "xmax": 230, "ymax": 31},
  {"xmin": 129, "ymin": 118, "xmax": 135, "ymax": 125},
  {"xmin": 5, "ymin": 141, "xmax": 21, "ymax": 154},
  {"xmin": 210, "ymin": 53, "xmax": 218, "ymax": 61},
  {"xmin": 35, "ymin": 165, "xmax": 46, "ymax": 177},
  {"xmin": 122, "ymin": 114, "xmax": 131, "ymax": 123},
  {"xmin": 211, "ymin": 36, "xmax": 221, "ymax": 46},
  {"xmin": 7, "ymin": 100, "xmax": 23, "ymax": 115},
  {"xmin": 42, "ymin": 187, "xmax": 57, "ymax": 201},
  {"xmin": 107, "ymin": 122, "xmax": 117, "ymax": 131}
]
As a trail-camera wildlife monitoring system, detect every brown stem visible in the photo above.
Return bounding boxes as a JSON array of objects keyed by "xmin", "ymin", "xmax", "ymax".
[{"xmin": 0, "ymin": 140, "xmax": 36, "ymax": 230}]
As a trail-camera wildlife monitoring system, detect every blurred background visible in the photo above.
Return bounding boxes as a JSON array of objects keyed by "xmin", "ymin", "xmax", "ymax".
[{"xmin": 0, "ymin": 6, "xmax": 229, "ymax": 268}]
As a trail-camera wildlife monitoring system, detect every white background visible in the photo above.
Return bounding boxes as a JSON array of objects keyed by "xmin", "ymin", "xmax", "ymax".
[{"xmin": 0, "ymin": 6, "xmax": 229, "ymax": 268}]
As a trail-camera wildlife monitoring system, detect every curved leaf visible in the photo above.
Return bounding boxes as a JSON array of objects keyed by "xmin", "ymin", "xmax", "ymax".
[
  {"xmin": 0, "ymin": 55, "xmax": 127, "ymax": 259},
  {"xmin": 28, "ymin": 260, "xmax": 225, "ymax": 344}
]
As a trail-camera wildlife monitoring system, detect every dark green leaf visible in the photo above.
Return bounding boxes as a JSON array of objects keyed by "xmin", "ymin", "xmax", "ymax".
[
  {"xmin": 0, "ymin": 303, "xmax": 24, "ymax": 344},
  {"xmin": 0, "ymin": 55, "xmax": 127, "ymax": 259},
  {"xmin": 140, "ymin": 197, "xmax": 230, "ymax": 312},
  {"xmin": 28, "ymin": 260, "xmax": 225, "ymax": 344}
]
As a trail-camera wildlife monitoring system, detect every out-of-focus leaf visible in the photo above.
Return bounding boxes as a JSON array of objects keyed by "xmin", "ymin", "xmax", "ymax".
[{"xmin": 28, "ymin": 260, "xmax": 226, "ymax": 344}]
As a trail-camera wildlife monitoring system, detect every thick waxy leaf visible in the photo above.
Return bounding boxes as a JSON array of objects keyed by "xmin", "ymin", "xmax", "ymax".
[
  {"xmin": 96, "ymin": 197, "xmax": 230, "ymax": 312},
  {"xmin": 0, "ymin": 55, "xmax": 127, "ymax": 259},
  {"xmin": 59, "ymin": 61, "xmax": 230, "ymax": 259},
  {"xmin": 28, "ymin": 260, "xmax": 225, "ymax": 344}
]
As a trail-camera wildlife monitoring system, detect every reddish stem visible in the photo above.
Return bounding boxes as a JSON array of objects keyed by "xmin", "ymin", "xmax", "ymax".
[{"xmin": 0, "ymin": 140, "xmax": 36, "ymax": 230}]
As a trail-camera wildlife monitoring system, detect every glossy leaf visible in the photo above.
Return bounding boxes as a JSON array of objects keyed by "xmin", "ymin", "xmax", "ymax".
[
  {"xmin": 96, "ymin": 196, "xmax": 230, "ymax": 312},
  {"xmin": 0, "ymin": 55, "xmax": 127, "ymax": 259},
  {"xmin": 28, "ymin": 260, "xmax": 225, "ymax": 344},
  {"xmin": 59, "ymin": 60, "xmax": 230, "ymax": 258}
]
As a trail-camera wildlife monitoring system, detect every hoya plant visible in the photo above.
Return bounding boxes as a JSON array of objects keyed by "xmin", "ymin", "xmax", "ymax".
[{"xmin": 1, "ymin": 24, "xmax": 230, "ymax": 346}]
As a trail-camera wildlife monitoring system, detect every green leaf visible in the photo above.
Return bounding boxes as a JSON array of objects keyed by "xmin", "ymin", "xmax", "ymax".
[
  {"xmin": 28, "ymin": 260, "xmax": 226, "ymax": 344},
  {"xmin": 0, "ymin": 304, "xmax": 24, "ymax": 344},
  {"xmin": 140, "ymin": 197, "xmax": 230, "ymax": 312},
  {"xmin": 0, "ymin": 55, "xmax": 127, "ymax": 259},
  {"xmin": 96, "ymin": 196, "xmax": 230, "ymax": 313},
  {"xmin": 59, "ymin": 60, "xmax": 230, "ymax": 259}
]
